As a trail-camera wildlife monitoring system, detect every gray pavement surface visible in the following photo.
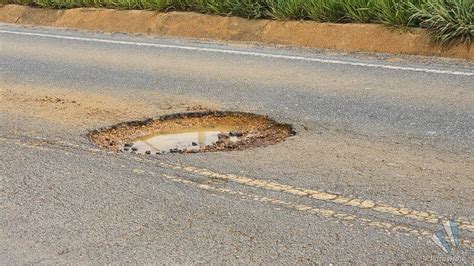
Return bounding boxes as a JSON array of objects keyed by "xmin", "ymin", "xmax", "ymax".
[{"xmin": 1, "ymin": 23, "xmax": 473, "ymax": 263}]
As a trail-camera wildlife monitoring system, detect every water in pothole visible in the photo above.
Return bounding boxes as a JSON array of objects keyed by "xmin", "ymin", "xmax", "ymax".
[
  {"xmin": 124, "ymin": 126, "xmax": 238, "ymax": 154},
  {"xmin": 90, "ymin": 111, "xmax": 294, "ymax": 154}
]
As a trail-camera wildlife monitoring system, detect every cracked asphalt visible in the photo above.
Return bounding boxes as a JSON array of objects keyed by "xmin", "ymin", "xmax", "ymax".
[{"xmin": 1, "ymin": 23, "xmax": 473, "ymax": 263}]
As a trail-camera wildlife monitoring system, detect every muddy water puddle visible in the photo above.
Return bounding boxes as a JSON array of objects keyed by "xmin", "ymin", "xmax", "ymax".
[
  {"xmin": 125, "ymin": 126, "xmax": 239, "ymax": 154},
  {"xmin": 89, "ymin": 111, "xmax": 294, "ymax": 154}
]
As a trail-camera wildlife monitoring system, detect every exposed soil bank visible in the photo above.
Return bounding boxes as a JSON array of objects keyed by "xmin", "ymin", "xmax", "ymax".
[
  {"xmin": 1, "ymin": 4, "xmax": 472, "ymax": 60},
  {"xmin": 89, "ymin": 111, "xmax": 294, "ymax": 154}
]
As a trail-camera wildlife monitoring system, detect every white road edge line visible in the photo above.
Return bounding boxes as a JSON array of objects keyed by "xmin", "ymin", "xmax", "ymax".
[{"xmin": 1, "ymin": 29, "xmax": 473, "ymax": 77}]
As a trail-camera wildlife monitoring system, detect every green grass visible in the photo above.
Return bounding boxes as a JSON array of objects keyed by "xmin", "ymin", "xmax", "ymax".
[
  {"xmin": 303, "ymin": 0, "xmax": 346, "ymax": 22},
  {"xmin": 411, "ymin": 0, "xmax": 474, "ymax": 45},
  {"xmin": 2, "ymin": 0, "xmax": 473, "ymax": 45}
]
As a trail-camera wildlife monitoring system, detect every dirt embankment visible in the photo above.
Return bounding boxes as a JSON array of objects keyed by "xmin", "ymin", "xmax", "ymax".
[{"xmin": 1, "ymin": 4, "xmax": 472, "ymax": 60}]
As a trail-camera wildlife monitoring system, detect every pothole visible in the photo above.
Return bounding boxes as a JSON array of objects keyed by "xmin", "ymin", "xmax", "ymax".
[{"xmin": 88, "ymin": 111, "xmax": 294, "ymax": 154}]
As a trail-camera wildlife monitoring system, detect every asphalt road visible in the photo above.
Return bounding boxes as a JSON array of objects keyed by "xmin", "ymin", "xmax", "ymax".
[{"xmin": 1, "ymin": 23, "xmax": 473, "ymax": 263}]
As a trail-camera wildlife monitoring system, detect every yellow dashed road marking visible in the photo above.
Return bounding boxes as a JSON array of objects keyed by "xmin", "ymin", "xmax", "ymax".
[
  {"xmin": 158, "ymin": 173, "xmax": 474, "ymax": 249},
  {"xmin": 5, "ymin": 137, "xmax": 473, "ymax": 234},
  {"xmin": 158, "ymin": 162, "xmax": 474, "ymax": 232}
]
